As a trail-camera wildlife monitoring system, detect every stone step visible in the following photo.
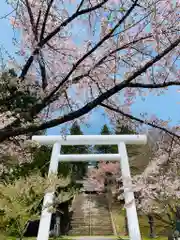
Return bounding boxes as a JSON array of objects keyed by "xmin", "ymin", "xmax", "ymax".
[
  {"xmin": 71, "ymin": 217, "xmax": 111, "ymax": 220},
  {"xmin": 71, "ymin": 218, "xmax": 111, "ymax": 222},
  {"xmin": 68, "ymin": 231, "xmax": 89, "ymax": 236},
  {"xmin": 69, "ymin": 193, "xmax": 113, "ymax": 236},
  {"xmin": 71, "ymin": 219, "xmax": 112, "ymax": 222},
  {"xmin": 91, "ymin": 232, "xmax": 113, "ymax": 235},
  {"xmin": 68, "ymin": 230, "xmax": 113, "ymax": 236},
  {"xmin": 72, "ymin": 214, "xmax": 111, "ymax": 218},
  {"xmin": 71, "ymin": 221, "xmax": 112, "ymax": 226},
  {"xmin": 71, "ymin": 224, "xmax": 112, "ymax": 230},
  {"xmin": 71, "ymin": 220, "xmax": 112, "ymax": 224},
  {"xmin": 68, "ymin": 231, "xmax": 113, "ymax": 236},
  {"xmin": 72, "ymin": 215, "xmax": 111, "ymax": 219},
  {"xmin": 70, "ymin": 224, "xmax": 113, "ymax": 229}
]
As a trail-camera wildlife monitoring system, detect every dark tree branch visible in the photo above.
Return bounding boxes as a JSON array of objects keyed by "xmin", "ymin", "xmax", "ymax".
[
  {"xmin": 40, "ymin": 0, "xmax": 54, "ymax": 41},
  {"xmin": 37, "ymin": 51, "xmax": 47, "ymax": 90},
  {"xmin": 128, "ymin": 81, "xmax": 180, "ymax": 88},
  {"xmin": 76, "ymin": 0, "xmax": 85, "ymax": 12},
  {"xmin": 35, "ymin": 10, "xmax": 42, "ymax": 39},
  {"xmin": 154, "ymin": 213, "xmax": 171, "ymax": 225},
  {"xmin": 24, "ymin": 0, "xmax": 35, "ymax": 34},
  {"xmin": 55, "ymin": 35, "xmax": 150, "ymax": 87},
  {"xmin": 100, "ymin": 103, "xmax": 180, "ymax": 139},
  {"xmin": 19, "ymin": 53, "xmax": 38, "ymax": 80}
]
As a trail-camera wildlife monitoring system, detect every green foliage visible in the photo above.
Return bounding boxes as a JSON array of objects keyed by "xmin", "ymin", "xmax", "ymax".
[
  {"xmin": 94, "ymin": 122, "xmax": 137, "ymax": 156},
  {"xmin": 94, "ymin": 124, "xmax": 117, "ymax": 154},
  {"xmin": 0, "ymin": 69, "xmax": 39, "ymax": 116},
  {"xmin": 62, "ymin": 121, "xmax": 89, "ymax": 154},
  {"xmin": 0, "ymin": 172, "xmax": 72, "ymax": 239},
  {"xmin": 1, "ymin": 145, "xmax": 51, "ymax": 182},
  {"xmin": 61, "ymin": 121, "xmax": 89, "ymax": 180},
  {"xmin": 114, "ymin": 119, "xmax": 137, "ymax": 156}
]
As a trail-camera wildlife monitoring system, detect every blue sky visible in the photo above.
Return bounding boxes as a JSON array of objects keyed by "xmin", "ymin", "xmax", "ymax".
[{"xmin": 0, "ymin": 1, "xmax": 179, "ymax": 135}]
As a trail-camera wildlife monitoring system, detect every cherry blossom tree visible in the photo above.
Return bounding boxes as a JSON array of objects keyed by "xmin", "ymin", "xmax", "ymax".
[
  {"xmin": 87, "ymin": 161, "xmax": 120, "ymax": 191},
  {"xmin": 132, "ymin": 133, "xmax": 180, "ymax": 231},
  {"xmin": 0, "ymin": 68, "xmax": 43, "ymax": 173},
  {"xmin": 0, "ymin": 0, "xmax": 179, "ymax": 142}
]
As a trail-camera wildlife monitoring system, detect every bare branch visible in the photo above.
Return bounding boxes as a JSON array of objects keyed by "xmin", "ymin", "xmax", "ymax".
[
  {"xmin": 0, "ymin": 9, "xmax": 15, "ymax": 19},
  {"xmin": 76, "ymin": 0, "xmax": 85, "ymax": 12}
]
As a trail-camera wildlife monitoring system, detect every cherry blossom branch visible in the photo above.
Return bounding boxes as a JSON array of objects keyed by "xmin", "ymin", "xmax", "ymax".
[
  {"xmin": 29, "ymin": 35, "xmax": 180, "ymax": 118},
  {"xmin": 35, "ymin": 10, "xmax": 41, "ymax": 38},
  {"xmin": 27, "ymin": 0, "xmax": 139, "ymax": 114},
  {"xmin": 128, "ymin": 82, "xmax": 180, "ymax": 88},
  {"xmin": 40, "ymin": 0, "xmax": 110, "ymax": 46},
  {"xmin": 0, "ymin": 36, "xmax": 179, "ymax": 142},
  {"xmin": 20, "ymin": 0, "xmax": 139, "ymax": 82},
  {"xmin": 24, "ymin": 0, "xmax": 35, "ymax": 35},
  {"xmin": 20, "ymin": 0, "xmax": 110, "ymax": 79},
  {"xmin": 93, "ymin": 35, "xmax": 152, "ymax": 68},
  {"xmin": 100, "ymin": 103, "xmax": 180, "ymax": 139},
  {"xmin": 70, "ymin": 35, "xmax": 152, "ymax": 85}
]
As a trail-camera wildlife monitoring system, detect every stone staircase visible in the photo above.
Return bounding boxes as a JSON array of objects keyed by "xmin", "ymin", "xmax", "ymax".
[{"xmin": 68, "ymin": 193, "xmax": 114, "ymax": 236}]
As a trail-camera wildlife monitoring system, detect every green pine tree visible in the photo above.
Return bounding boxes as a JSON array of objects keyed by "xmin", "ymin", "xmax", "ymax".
[
  {"xmin": 114, "ymin": 119, "xmax": 138, "ymax": 157},
  {"xmin": 61, "ymin": 121, "xmax": 89, "ymax": 180},
  {"xmin": 94, "ymin": 124, "xmax": 117, "ymax": 154}
]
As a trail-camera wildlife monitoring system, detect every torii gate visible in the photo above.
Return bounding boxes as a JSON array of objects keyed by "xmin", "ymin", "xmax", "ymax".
[{"xmin": 32, "ymin": 134, "xmax": 147, "ymax": 240}]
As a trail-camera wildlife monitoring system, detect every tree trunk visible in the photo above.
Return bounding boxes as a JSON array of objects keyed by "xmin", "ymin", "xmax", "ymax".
[{"xmin": 148, "ymin": 215, "xmax": 156, "ymax": 238}]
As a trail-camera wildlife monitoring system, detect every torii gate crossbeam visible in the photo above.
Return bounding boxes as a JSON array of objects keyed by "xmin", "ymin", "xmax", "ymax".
[{"xmin": 32, "ymin": 134, "xmax": 147, "ymax": 240}]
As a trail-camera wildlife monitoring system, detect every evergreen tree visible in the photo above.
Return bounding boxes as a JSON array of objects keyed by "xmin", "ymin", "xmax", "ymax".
[
  {"xmin": 62, "ymin": 121, "xmax": 89, "ymax": 155},
  {"xmin": 61, "ymin": 121, "xmax": 89, "ymax": 180},
  {"xmin": 94, "ymin": 124, "xmax": 117, "ymax": 154},
  {"xmin": 114, "ymin": 119, "xmax": 138, "ymax": 157}
]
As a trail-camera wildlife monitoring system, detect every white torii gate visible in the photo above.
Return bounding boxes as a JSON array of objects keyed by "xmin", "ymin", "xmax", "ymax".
[{"xmin": 32, "ymin": 134, "xmax": 147, "ymax": 240}]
